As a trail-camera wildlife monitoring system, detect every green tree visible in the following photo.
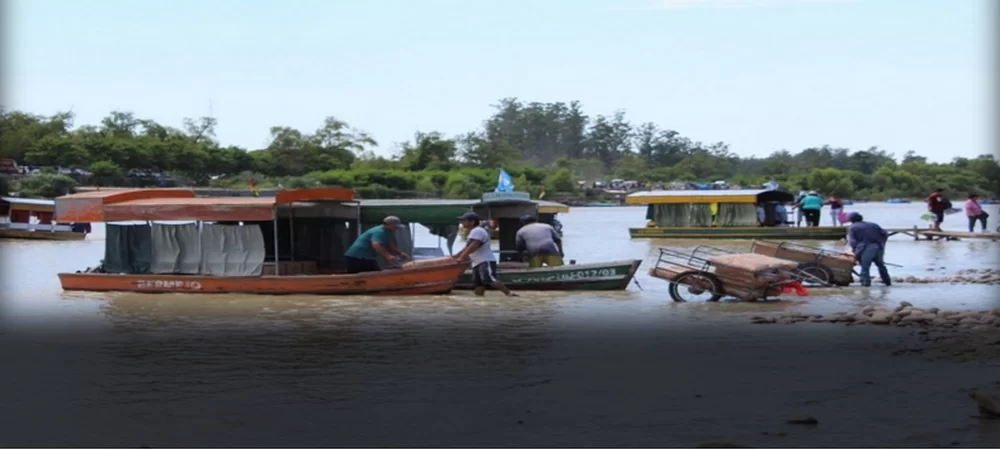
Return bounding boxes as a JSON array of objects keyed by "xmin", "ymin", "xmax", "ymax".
[
  {"xmin": 89, "ymin": 160, "xmax": 126, "ymax": 186},
  {"xmin": 546, "ymin": 168, "xmax": 576, "ymax": 192},
  {"xmin": 18, "ymin": 174, "xmax": 78, "ymax": 198}
]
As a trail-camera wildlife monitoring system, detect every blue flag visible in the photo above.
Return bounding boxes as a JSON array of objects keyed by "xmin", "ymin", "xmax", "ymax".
[{"xmin": 495, "ymin": 168, "xmax": 514, "ymax": 192}]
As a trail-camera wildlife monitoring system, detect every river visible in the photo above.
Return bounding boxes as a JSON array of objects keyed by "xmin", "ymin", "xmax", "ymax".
[{"xmin": 1, "ymin": 202, "xmax": 998, "ymax": 447}]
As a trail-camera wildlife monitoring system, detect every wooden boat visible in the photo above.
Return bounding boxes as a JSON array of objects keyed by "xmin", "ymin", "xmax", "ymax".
[
  {"xmin": 0, "ymin": 196, "xmax": 89, "ymax": 241},
  {"xmin": 455, "ymin": 259, "xmax": 642, "ymax": 290},
  {"xmin": 458, "ymin": 191, "xmax": 641, "ymax": 291},
  {"xmin": 626, "ymin": 189, "xmax": 847, "ymax": 240},
  {"xmin": 53, "ymin": 188, "xmax": 468, "ymax": 295},
  {"xmin": 358, "ymin": 193, "xmax": 639, "ymax": 291}
]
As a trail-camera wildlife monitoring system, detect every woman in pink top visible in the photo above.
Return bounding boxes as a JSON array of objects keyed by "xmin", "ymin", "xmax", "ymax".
[{"xmin": 965, "ymin": 193, "xmax": 989, "ymax": 232}]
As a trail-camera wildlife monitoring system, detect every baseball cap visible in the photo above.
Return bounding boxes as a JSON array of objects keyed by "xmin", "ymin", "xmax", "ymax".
[
  {"xmin": 458, "ymin": 212, "xmax": 481, "ymax": 222},
  {"xmin": 383, "ymin": 216, "xmax": 401, "ymax": 225},
  {"xmin": 848, "ymin": 212, "xmax": 863, "ymax": 222},
  {"xmin": 520, "ymin": 214, "xmax": 537, "ymax": 223}
]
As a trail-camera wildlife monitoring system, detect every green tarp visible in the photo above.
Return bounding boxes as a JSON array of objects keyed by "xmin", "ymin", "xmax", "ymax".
[
  {"xmin": 104, "ymin": 224, "xmax": 153, "ymax": 274},
  {"xmin": 650, "ymin": 204, "xmax": 713, "ymax": 227},
  {"xmin": 717, "ymin": 203, "xmax": 759, "ymax": 227}
]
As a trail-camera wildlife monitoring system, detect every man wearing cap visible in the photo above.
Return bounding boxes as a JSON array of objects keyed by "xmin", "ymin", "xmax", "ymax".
[
  {"xmin": 846, "ymin": 212, "xmax": 891, "ymax": 287},
  {"xmin": 343, "ymin": 216, "xmax": 410, "ymax": 273},
  {"xmin": 453, "ymin": 212, "xmax": 517, "ymax": 297},
  {"xmin": 515, "ymin": 215, "xmax": 564, "ymax": 268}
]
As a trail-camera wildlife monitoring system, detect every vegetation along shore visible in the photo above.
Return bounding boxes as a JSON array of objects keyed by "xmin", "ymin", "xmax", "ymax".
[{"xmin": 1, "ymin": 99, "xmax": 998, "ymax": 200}]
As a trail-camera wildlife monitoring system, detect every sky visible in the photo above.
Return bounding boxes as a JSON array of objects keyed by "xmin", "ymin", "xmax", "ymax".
[{"xmin": 3, "ymin": 0, "xmax": 995, "ymax": 162}]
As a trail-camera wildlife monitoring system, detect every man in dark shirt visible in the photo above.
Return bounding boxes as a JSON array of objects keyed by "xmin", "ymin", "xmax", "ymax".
[
  {"xmin": 846, "ymin": 212, "xmax": 891, "ymax": 287},
  {"xmin": 926, "ymin": 188, "xmax": 949, "ymax": 231}
]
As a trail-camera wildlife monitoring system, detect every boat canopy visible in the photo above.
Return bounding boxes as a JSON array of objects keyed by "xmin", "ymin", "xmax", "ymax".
[
  {"xmin": 537, "ymin": 200, "xmax": 570, "ymax": 214},
  {"xmin": 358, "ymin": 199, "xmax": 475, "ymax": 225},
  {"xmin": 359, "ymin": 198, "xmax": 567, "ymax": 224},
  {"xmin": 1, "ymin": 196, "xmax": 55, "ymax": 213},
  {"xmin": 54, "ymin": 188, "xmax": 357, "ymax": 222},
  {"xmin": 625, "ymin": 189, "xmax": 795, "ymax": 205}
]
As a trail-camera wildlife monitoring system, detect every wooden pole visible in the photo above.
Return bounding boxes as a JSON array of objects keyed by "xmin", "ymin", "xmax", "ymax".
[
  {"xmin": 289, "ymin": 208, "xmax": 295, "ymax": 261},
  {"xmin": 272, "ymin": 206, "xmax": 280, "ymax": 276}
]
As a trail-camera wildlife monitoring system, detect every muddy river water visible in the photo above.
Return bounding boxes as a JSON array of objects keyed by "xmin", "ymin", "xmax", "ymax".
[{"xmin": 2, "ymin": 203, "xmax": 999, "ymax": 447}]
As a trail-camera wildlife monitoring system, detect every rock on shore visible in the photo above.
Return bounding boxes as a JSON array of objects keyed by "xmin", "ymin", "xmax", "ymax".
[
  {"xmin": 749, "ymin": 303, "xmax": 1000, "ymax": 361},
  {"xmin": 886, "ymin": 268, "xmax": 1000, "ymax": 285}
]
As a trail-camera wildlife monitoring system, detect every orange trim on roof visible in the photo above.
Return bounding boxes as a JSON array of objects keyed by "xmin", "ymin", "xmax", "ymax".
[
  {"xmin": 103, "ymin": 197, "xmax": 275, "ymax": 222},
  {"xmin": 58, "ymin": 188, "xmax": 196, "ymax": 201},
  {"xmin": 56, "ymin": 188, "xmax": 356, "ymax": 222},
  {"xmin": 274, "ymin": 188, "xmax": 355, "ymax": 204},
  {"xmin": 55, "ymin": 189, "xmax": 198, "ymax": 222}
]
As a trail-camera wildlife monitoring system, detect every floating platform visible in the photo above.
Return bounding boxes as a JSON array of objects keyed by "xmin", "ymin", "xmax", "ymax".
[
  {"xmin": 629, "ymin": 226, "xmax": 847, "ymax": 240},
  {"xmin": 886, "ymin": 227, "xmax": 1000, "ymax": 241}
]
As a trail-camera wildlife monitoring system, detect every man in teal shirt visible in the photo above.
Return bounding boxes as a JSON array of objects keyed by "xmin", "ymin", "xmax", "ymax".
[
  {"xmin": 798, "ymin": 191, "xmax": 824, "ymax": 227},
  {"xmin": 344, "ymin": 216, "xmax": 410, "ymax": 273}
]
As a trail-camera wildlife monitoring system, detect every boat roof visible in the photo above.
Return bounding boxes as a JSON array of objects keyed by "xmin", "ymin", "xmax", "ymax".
[
  {"xmin": 1, "ymin": 196, "xmax": 56, "ymax": 213},
  {"xmin": 536, "ymin": 200, "xmax": 570, "ymax": 214},
  {"xmin": 625, "ymin": 189, "xmax": 794, "ymax": 205},
  {"xmin": 358, "ymin": 198, "xmax": 569, "ymax": 224},
  {"xmin": 359, "ymin": 199, "xmax": 475, "ymax": 225},
  {"xmin": 55, "ymin": 188, "xmax": 356, "ymax": 222}
]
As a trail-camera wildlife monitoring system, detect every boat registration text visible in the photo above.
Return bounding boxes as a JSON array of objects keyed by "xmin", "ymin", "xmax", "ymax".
[
  {"xmin": 518, "ymin": 268, "xmax": 619, "ymax": 283},
  {"xmin": 135, "ymin": 280, "xmax": 204, "ymax": 290}
]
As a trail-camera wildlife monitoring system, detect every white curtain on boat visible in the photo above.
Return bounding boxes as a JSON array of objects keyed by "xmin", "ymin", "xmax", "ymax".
[
  {"xmin": 150, "ymin": 223, "xmax": 202, "ymax": 274},
  {"xmin": 200, "ymin": 224, "xmax": 266, "ymax": 276}
]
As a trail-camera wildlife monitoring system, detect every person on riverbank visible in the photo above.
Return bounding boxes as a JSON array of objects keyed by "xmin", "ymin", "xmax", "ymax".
[
  {"xmin": 515, "ymin": 215, "xmax": 564, "ymax": 267},
  {"xmin": 794, "ymin": 190, "xmax": 808, "ymax": 226},
  {"xmin": 343, "ymin": 216, "xmax": 410, "ymax": 273},
  {"xmin": 846, "ymin": 212, "xmax": 891, "ymax": 287},
  {"xmin": 453, "ymin": 212, "xmax": 518, "ymax": 297},
  {"xmin": 965, "ymin": 193, "xmax": 989, "ymax": 233},
  {"xmin": 774, "ymin": 202, "xmax": 789, "ymax": 226},
  {"xmin": 797, "ymin": 191, "xmax": 824, "ymax": 227},
  {"xmin": 827, "ymin": 193, "xmax": 844, "ymax": 226},
  {"xmin": 926, "ymin": 188, "xmax": 950, "ymax": 231}
]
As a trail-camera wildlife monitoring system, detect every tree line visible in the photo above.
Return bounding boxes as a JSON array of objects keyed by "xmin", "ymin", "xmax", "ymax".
[{"xmin": 1, "ymin": 100, "xmax": 998, "ymax": 200}]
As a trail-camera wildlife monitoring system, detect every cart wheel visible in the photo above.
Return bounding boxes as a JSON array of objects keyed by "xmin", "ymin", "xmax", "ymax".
[
  {"xmin": 834, "ymin": 275, "xmax": 853, "ymax": 287},
  {"xmin": 669, "ymin": 271, "xmax": 723, "ymax": 302},
  {"xmin": 796, "ymin": 263, "xmax": 833, "ymax": 286}
]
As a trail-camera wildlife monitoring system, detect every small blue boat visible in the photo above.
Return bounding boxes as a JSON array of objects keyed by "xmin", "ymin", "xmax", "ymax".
[{"xmin": 886, "ymin": 198, "xmax": 911, "ymax": 204}]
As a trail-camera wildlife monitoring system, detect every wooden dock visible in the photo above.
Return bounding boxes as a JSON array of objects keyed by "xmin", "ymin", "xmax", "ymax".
[{"xmin": 886, "ymin": 226, "xmax": 1000, "ymax": 241}]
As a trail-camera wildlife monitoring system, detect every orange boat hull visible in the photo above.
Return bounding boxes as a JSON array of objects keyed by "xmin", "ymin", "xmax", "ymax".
[{"xmin": 58, "ymin": 261, "xmax": 468, "ymax": 295}]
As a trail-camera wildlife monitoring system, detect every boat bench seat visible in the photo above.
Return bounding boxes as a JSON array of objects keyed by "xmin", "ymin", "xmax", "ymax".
[
  {"xmin": 1, "ymin": 222, "xmax": 73, "ymax": 232},
  {"xmin": 262, "ymin": 260, "xmax": 318, "ymax": 276}
]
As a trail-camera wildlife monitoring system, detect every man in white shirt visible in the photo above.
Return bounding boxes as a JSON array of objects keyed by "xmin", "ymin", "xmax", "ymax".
[{"xmin": 453, "ymin": 212, "xmax": 518, "ymax": 297}]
